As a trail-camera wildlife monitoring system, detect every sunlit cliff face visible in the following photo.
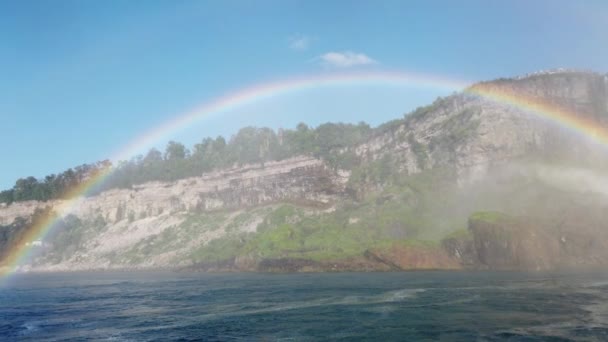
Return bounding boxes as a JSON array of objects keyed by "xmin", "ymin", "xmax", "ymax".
[{"xmin": 2, "ymin": 71, "xmax": 608, "ymax": 273}]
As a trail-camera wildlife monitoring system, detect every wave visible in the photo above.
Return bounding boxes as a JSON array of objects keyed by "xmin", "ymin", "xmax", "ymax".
[
  {"xmin": 191, "ymin": 288, "xmax": 427, "ymax": 321},
  {"xmin": 20, "ymin": 321, "xmax": 39, "ymax": 335}
]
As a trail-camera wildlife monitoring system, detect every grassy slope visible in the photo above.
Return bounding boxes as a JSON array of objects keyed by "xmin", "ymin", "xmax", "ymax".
[{"xmin": 183, "ymin": 168, "xmax": 467, "ymax": 264}]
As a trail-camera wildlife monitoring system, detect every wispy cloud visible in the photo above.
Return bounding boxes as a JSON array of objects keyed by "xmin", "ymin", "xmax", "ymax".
[
  {"xmin": 318, "ymin": 51, "xmax": 378, "ymax": 68},
  {"xmin": 288, "ymin": 35, "xmax": 311, "ymax": 51}
]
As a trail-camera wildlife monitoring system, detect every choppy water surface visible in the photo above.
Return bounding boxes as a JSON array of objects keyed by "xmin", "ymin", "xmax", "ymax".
[{"xmin": 2, "ymin": 271, "xmax": 608, "ymax": 341}]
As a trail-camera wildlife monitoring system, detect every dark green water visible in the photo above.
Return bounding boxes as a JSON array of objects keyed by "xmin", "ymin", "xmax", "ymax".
[{"xmin": 1, "ymin": 271, "xmax": 608, "ymax": 341}]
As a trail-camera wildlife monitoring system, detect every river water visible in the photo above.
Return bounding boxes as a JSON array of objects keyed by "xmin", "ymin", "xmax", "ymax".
[{"xmin": 2, "ymin": 271, "xmax": 608, "ymax": 341}]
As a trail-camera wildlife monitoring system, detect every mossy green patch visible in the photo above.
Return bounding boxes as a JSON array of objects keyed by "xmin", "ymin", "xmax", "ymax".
[
  {"xmin": 470, "ymin": 211, "xmax": 513, "ymax": 224},
  {"xmin": 443, "ymin": 228, "xmax": 472, "ymax": 240},
  {"xmin": 373, "ymin": 239, "xmax": 440, "ymax": 250},
  {"xmin": 189, "ymin": 235, "xmax": 248, "ymax": 263},
  {"xmin": 180, "ymin": 165, "xmax": 473, "ymax": 265}
]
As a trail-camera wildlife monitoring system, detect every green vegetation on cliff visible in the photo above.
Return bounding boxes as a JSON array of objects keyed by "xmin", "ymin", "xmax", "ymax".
[
  {"xmin": 6, "ymin": 71, "xmax": 608, "ymax": 271},
  {"xmin": 469, "ymin": 211, "xmax": 514, "ymax": 224},
  {"xmin": 0, "ymin": 122, "xmax": 376, "ymax": 204},
  {"xmin": 184, "ymin": 167, "xmax": 466, "ymax": 265},
  {"xmin": 0, "ymin": 96, "xmax": 453, "ymax": 206}
]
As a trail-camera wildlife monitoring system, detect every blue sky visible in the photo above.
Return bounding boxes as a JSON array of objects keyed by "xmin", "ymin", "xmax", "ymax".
[{"xmin": 1, "ymin": 0, "xmax": 607, "ymax": 189}]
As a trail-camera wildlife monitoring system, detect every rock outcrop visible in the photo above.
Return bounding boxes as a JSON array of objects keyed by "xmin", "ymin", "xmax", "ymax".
[
  {"xmin": 466, "ymin": 208, "xmax": 608, "ymax": 271},
  {"xmin": 0, "ymin": 156, "xmax": 351, "ymax": 272},
  {"xmin": 355, "ymin": 70, "xmax": 608, "ymax": 186},
  {"xmin": 3, "ymin": 70, "xmax": 608, "ymax": 273},
  {"xmin": 0, "ymin": 156, "xmax": 348, "ymax": 226}
]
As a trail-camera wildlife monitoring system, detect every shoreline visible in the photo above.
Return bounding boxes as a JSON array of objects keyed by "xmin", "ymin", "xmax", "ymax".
[{"xmin": 6, "ymin": 264, "xmax": 608, "ymax": 276}]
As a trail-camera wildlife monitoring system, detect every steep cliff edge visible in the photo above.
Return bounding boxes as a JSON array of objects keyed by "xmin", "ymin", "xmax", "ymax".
[
  {"xmin": 0, "ymin": 156, "xmax": 348, "ymax": 227},
  {"xmin": 353, "ymin": 70, "xmax": 608, "ymax": 189},
  {"xmin": 0, "ymin": 156, "xmax": 351, "ymax": 272},
  {"xmin": 464, "ymin": 207, "xmax": 608, "ymax": 271},
  {"xmin": 3, "ymin": 70, "xmax": 608, "ymax": 273}
]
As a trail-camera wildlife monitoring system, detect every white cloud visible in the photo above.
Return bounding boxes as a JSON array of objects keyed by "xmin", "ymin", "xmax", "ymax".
[
  {"xmin": 318, "ymin": 51, "xmax": 378, "ymax": 68},
  {"xmin": 288, "ymin": 35, "xmax": 310, "ymax": 51}
]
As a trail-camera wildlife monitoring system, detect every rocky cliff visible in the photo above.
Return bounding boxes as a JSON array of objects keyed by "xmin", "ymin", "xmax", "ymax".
[
  {"xmin": 1, "ymin": 156, "xmax": 350, "ymax": 271},
  {"xmin": 354, "ymin": 70, "xmax": 608, "ymax": 187},
  {"xmin": 2, "ymin": 70, "xmax": 608, "ymax": 273},
  {"xmin": 463, "ymin": 205, "xmax": 608, "ymax": 271},
  {"xmin": 0, "ymin": 156, "xmax": 347, "ymax": 226}
]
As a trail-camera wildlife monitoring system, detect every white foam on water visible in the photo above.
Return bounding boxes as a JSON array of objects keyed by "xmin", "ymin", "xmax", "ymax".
[
  {"xmin": 583, "ymin": 280, "xmax": 608, "ymax": 288},
  {"xmin": 20, "ymin": 321, "xmax": 39, "ymax": 334},
  {"xmin": 583, "ymin": 297, "xmax": 608, "ymax": 327},
  {"xmin": 192, "ymin": 288, "xmax": 427, "ymax": 321},
  {"xmin": 381, "ymin": 288, "xmax": 426, "ymax": 302}
]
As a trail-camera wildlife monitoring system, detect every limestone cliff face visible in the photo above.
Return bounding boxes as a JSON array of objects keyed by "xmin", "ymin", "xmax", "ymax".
[
  {"xmin": 355, "ymin": 70, "xmax": 608, "ymax": 185},
  {"xmin": 0, "ymin": 156, "xmax": 348, "ymax": 227},
  {"xmin": 466, "ymin": 207, "xmax": 608, "ymax": 271},
  {"xmin": 0, "ymin": 156, "xmax": 350, "ymax": 271},
  {"xmin": 3, "ymin": 70, "xmax": 608, "ymax": 273}
]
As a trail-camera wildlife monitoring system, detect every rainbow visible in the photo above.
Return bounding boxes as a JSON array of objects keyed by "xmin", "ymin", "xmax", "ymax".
[
  {"xmin": 113, "ymin": 71, "xmax": 466, "ymax": 161},
  {"xmin": 1, "ymin": 69, "xmax": 606, "ymax": 281},
  {"xmin": 469, "ymin": 80, "xmax": 606, "ymax": 144}
]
